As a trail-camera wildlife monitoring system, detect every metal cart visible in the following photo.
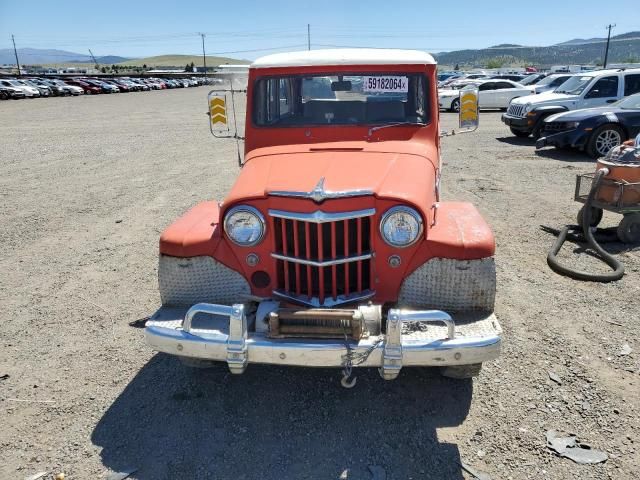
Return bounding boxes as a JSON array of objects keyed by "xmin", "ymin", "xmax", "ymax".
[{"xmin": 575, "ymin": 173, "xmax": 640, "ymax": 243}]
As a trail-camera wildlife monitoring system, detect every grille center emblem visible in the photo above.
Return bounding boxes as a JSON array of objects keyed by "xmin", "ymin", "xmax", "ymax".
[{"xmin": 310, "ymin": 177, "xmax": 327, "ymax": 203}]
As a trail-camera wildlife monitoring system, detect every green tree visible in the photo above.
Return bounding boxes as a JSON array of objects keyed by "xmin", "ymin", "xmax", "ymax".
[{"xmin": 486, "ymin": 57, "xmax": 504, "ymax": 69}]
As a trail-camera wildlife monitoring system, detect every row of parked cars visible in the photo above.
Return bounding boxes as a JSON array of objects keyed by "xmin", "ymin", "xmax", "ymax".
[
  {"xmin": 438, "ymin": 68, "xmax": 640, "ymax": 158},
  {"xmin": 437, "ymin": 72, "xmax": 573, "ymax": 112},
  {"xmin": 0, "ymin": 76, "xmax": 208, "ymax": 99}
]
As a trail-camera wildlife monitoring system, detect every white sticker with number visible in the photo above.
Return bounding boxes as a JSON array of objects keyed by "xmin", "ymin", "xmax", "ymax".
[{"xmin": 363, "ymin": 76, "xmax": 408, "ymax": 93}]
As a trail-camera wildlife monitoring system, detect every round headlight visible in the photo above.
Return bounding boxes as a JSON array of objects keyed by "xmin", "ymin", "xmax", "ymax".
[
  {"xmin": 380, "ymin": 206, "xmax": 423, "ymax": 248},
  {"xmin": 224, "ymin": 206, "xmax": 265, "ymax": 246}
]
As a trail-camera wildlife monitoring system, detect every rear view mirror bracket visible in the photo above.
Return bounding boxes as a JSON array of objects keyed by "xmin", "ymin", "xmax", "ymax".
[{"xmin": 208, "ymin": 87, "xmax": 247, "ymax": 167}]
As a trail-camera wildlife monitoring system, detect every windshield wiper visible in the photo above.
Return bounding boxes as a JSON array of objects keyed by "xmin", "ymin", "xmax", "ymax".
[{"xmin": 367, "ymin": 122, "xmax": 423, "ymax": 138}]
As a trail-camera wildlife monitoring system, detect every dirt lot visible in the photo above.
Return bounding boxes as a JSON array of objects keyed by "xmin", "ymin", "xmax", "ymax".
[{"xmin": 1, "ymin": 87, "xmax": 638, "ymax": 480}]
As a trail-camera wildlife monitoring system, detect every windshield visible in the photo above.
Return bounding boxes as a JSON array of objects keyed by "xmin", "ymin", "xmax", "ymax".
[
  {"xmin": 614, "ymin": 94, "xmax": 640, "ymax": 110},
  {"xmin": 520, "ymin": 75, "xmax": 540, "ymax": 85},
  {"xmin": 535, "ymin": 75, "xmax": 555, "ymax": 86},
  {"xmin": 253, "ymin": 73, "xmax": 428, "ymax": 126},
  {"xmin": 555, "ymin": 76, "xmax": 593, "ymax": 95}
]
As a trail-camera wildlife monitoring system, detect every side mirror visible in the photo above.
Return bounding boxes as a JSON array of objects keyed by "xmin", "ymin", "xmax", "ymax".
[
  {"xmin": 459, "ymin": 86, "xmax": 479, "ymax": 132},
  {"xmin": 207, "ymin": 86, "xmax": 245, "ymax": 167},
  {"xmin": 208, "ymin": 91, "xmax": 234, "ymax": 138},
  {"xmin": 441, "ymin": 86, "xmax": 479, "ymax": 137}
]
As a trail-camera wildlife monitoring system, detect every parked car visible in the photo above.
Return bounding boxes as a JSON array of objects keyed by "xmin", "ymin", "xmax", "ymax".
[
  {"xmin": 49, "ymin": 79, "xmax": 83, "ymax": 96},
  {"xmin": 82, "ymin": 79, "xmax": 119, "ymax": 93},
  {"xmin": 0, "ymin": 84, "xmax": 26, "ymax": 99},
  {"xmin": 531, "ymin": 74, "xmax": 573, "ymax": 94},
  {"xmin": 536, "ymin": 93, "xmax": 640, "ymax": 158},
  {"xmin": 65, "ymin": 79, "xmax": 101, "ymax": 94},
  {"xmin": 0, "ymin": 79, "xmax": 40, "ymax": 97},
  {"xmin": 113, "ymin": 79, "xmax": 135, "ymax": 92},
  {"xmin": 489, "ymin": 74, "xmax": 526, "ymax": 83},
  {"xmin": 439, "ymin": 79, "xmax": 534, "ymax": 112},
  {"xmin": 519, "ymin": 73, "xmax": 547, "ymax": 86},
  {"xmin": 30, "ymin": 78, "xmax": 66, "ymax": 96},
  {"xmin": 503, "ymin": 68, "xmax": 640, "ymax": 138},
  {"xmin": 20, "ymin": 79, "xmax": 51, "ymax": 97}
]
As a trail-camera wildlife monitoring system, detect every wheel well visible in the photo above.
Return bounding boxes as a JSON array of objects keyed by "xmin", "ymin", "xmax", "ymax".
[{"xmin": 591, "ymin": 122, "xmax": 628, "ymax": 139}]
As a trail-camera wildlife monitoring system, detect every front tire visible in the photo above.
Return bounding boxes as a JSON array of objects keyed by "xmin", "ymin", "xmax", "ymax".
[
  {"xmin": 441, "ymin": 363, "xmax": 482, "ymax": 379},
  {"xmin": 510, "ymin": 127, "xmax": 529, "ymax": 138},
  {"xmin": 449, "ymin": 98, "xmax": 460, "ymax": 113},
  {"xmin": 587, "ymin": 124, "xmax": 626, "ymax": 159}
]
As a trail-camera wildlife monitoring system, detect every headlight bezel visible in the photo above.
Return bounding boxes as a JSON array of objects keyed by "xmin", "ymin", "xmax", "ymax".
[
  {"xmin": 223, "ymin": 205, "xmax": 266, "ymax": 247},
  {"xmin": 379, "ymin": 206, "xmax": 424, "ymax": 248}
]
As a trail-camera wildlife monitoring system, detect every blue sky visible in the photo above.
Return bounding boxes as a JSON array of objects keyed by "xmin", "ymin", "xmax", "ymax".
[{"xmin": 0, "ymin": 0, "xmax": 638, "ymax": 60}]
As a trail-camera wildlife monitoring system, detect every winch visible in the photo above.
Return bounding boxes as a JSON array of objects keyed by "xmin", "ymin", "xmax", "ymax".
[{"xmin": 268, "ymin": 305, "xmax": 382, "ymax": 340}]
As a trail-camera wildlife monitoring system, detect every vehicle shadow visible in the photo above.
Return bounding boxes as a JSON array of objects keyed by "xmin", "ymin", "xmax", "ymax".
[
  {"xmin": 495, "ymin": 135, "xmax": 536, "ymax": 147},
  {"xmin": 534, "ymin": 147, "xmax": 592, "ymax": 162},
  {"xmin": 92, "ymin": 354, "xmax": 474, "ymax": 480}
]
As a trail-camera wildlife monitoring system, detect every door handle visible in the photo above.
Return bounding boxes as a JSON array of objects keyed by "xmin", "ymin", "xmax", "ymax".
[{"xmin": 606, "ymin": 99, "xmax": 616, "ymax": 103}]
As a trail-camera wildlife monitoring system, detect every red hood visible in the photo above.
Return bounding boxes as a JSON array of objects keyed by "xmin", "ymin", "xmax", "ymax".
[{"xmin": 224, "ymin": 141, "xmax": 439, "ymax": 215}]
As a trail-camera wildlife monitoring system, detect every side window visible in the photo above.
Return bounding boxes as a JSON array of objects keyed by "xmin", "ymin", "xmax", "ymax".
[
  {"xmin": 279, "ymin": 78, "xmax": 291, "ymax": 116},
  {"xmin": 623, "ymin": 74, "xmax": 640, "ymax": 96},
  {"xmin": 479, "ymin": 82, "xmax": 495, "ymax": 91},
  {"xmin": 587, "ymin": 76, "xmax": 619, "ymax": 98},
  {"xmin": 496, "ymin": 82, "xmax": 515, "ymax": 89},
  {"xmin": 265, "ymin": 78, "xmax": 278, "ymax": 122}
]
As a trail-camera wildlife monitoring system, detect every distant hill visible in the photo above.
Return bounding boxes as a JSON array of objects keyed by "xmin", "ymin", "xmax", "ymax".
[
  {"xmin": 556, "ymin": 37, "xmax": 604, "ymax": 46},
  {"xmin": 435, "ymin": 30, "xmax": 640, "ymax": 67},
  {"xmin": 69, "ymin": 55, "xmax": 131, "ymax": 64},
  {"xmin": 116, "ymin": 54, "xmax": 249, "ymax": 68},
  {"xmin": 0, "ymin": 48, "xmax": 245, "ymax": 68},
  {"xmin": 0, "ymin": 48, "xmax": 91, "ymax": 65}
]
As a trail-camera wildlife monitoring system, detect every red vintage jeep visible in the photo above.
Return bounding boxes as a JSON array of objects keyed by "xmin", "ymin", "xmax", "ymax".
[{"xmin": 145, "ymin": 49, "xmax": 501, "ymax": 387}]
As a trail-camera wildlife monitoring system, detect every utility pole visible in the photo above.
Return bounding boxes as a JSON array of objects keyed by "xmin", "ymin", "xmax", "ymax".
[
  {"xmin": 307, "ymin": 24, "xmax": 311, "ymax": 50},
  {"xmin": 603, "ymin": 23, "xmax": 616, "ymax": 68},
  {"xmin": 200, "ymin": 33, "xmax": 207, "ymax": 79},
  {"xmin": 11, "ymin": 35, "xmax": 21, "ymax": 76},
  {"xmin": 88, "ymin": 49, "xmax": 99, "ymax": 71}
]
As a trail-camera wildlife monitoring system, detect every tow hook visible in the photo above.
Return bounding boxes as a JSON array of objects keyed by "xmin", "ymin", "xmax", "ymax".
[{"xmin": 340, "ymin": 373, "xmax": 357, "ymax": 389}]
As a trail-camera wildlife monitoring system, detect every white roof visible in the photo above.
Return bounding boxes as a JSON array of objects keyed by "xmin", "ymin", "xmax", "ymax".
[{"xmin": 251, "ymin": 49, "xmax": 436, "ymax": 68}]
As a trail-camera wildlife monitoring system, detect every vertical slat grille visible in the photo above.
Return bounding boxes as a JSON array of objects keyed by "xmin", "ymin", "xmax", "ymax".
[{"xmin": 272, "ymin": 211, "xmax": 373, "ymax": 306}]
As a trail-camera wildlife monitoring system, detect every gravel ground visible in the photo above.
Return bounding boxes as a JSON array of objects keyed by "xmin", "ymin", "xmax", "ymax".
[{"xmin": 0, "ymin": 87, "xmax": 638, "ymax": 480}]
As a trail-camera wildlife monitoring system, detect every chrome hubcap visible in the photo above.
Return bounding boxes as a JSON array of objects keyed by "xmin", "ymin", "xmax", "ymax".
[{"xmin": 595, "ymin": 130, "xmax": 621, "ymax": 156}]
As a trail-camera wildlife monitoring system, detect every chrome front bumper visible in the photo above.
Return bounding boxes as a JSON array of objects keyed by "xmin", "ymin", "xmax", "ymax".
[{"xmin": 145, "ymin": 303, "xmax": 502, "ymax": 380}]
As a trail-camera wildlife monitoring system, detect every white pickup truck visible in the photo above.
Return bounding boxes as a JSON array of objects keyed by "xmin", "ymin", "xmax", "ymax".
[{"xmin": 502, "ymin": 68, "xmax": 640, "ymax": 138}]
